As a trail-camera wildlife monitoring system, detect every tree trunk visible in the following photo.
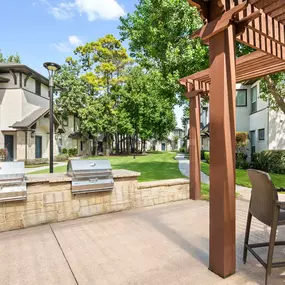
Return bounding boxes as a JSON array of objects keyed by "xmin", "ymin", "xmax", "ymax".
[
  {"xmin": 93, "ymin": 137, "xmax": 98, "ymax": 156},
  {"xmin": 120, "ymin": 134, "xmax": 123, "ymax": 154},
  {"xmin": 123, "ymin": 135, "xmax": 126, "ymax": 153},
  {"xmin": 115, "ymin": 133, "xmax": 119, "ymax": 155}
]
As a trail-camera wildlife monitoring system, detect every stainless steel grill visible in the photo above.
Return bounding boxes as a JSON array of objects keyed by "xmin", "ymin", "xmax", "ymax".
[
  {"xmin": 67, "ymin": 160, "xmax": 114, "ymax": 194},
  {"xmin": 0, "ymin": 162, "xmax": 27, "ymax": 202}
]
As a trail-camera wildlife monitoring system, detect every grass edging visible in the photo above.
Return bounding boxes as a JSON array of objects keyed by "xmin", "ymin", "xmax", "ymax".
[{"xmin": 201, "ymin": 162, "xmax": 285, "ymax": 189}]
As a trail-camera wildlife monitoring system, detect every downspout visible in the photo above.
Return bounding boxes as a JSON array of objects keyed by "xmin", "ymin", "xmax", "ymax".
[{"xmin": 25, "ymin": 131, "xmax": 28, "ymax": 160}]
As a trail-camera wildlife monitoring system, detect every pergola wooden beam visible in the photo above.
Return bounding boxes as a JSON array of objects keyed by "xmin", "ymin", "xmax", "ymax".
[
  {"xmin": 179, "ymin": 0, "xmax": 285, "ymax": 279},
  {"xmin": 179, "ymin": 50, "xmax": 285, "ymax": 93}
]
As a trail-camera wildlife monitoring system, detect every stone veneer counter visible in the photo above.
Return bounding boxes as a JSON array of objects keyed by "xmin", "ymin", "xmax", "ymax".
[{"xmin": 0, "ymin": 170, "xmax": 189, "ymax": 233}]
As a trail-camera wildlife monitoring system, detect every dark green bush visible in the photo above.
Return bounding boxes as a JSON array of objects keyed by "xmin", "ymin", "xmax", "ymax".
[
  {"xmin": 68, "ymin": 148, "xmax": 78, "ymax": 157},
  {"xmin": 179, "ymin": 147, "xmax": 186, "ymax": 153},
  {"xmin": 251, "ymin": 153, "xmax": 262, "ymax": 170},
  {"xmin": 251, "ymin": 150, "xmax": 285, "ymax": 174},
  {"xmin": 236, "ymin": 153, "xmax": 248, "ymax": 169},
  {"xmin": 55, "ymin": 154, "xmax": 69, "ymax": 162},
  {"xmin": 62, "ymin": 148, "xmax": 68, "ymax": 155},
  {"xmin": 204, "ymin": 151, "xmax": 210, "ymax": 163},
  {"xmin": 261, "ymin": 150, "xmax": 285, "ymax": 174},
  {"xmin": 25, "ymin": 158, "xmax": 48, "ymax": 165}
]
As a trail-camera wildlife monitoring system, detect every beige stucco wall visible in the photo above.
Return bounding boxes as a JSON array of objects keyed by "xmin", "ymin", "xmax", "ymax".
[{"xmin": 0, "ymin": 171, "xmax": 189, "ymax": 232}]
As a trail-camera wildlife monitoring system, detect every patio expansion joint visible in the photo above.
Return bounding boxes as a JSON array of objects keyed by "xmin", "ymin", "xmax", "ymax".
[{"xmin": 49, "ymin": 224, "xmax": 79, "ymax": 285}]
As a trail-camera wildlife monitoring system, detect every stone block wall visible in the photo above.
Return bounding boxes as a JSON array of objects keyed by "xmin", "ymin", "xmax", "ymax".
[{"xmin": 0, "ymin": 170, "xmax": 189, "ymax": 232}]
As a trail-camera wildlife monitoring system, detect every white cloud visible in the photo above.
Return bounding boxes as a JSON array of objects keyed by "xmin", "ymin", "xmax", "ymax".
[
  {"xmin": 50, "ymin": 3, "xmax": 75, "ymax": 20},
  {"xmin": 40, "ymin": 0, "xmax": 125, "ymax": 21},
  {"xmin": 75, "ymin": 0, "xmax": 125, "ymax": 21},
  {"xmin": 68, "ymin": 35, "xmax": 84, "ymax": 46},
  {"xmin": 51, "ymin": 42, "xmax": 71, "ymax": 53}
]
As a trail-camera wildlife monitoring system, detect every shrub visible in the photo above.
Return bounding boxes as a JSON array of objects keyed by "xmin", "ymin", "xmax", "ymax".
[
  {"xmin": 0, "ymin": 148, "xmax": 8, "ymax": 161},
  {"xmin": 179, "ymin": 147, "xmax": 186, "ymax": 153},
  {"xmin": 55, "ymin": 154, "xmax": 69, "ymax": 162},
  {"xmin": 251, "ymin": 153, "xmax": 262, "ymax": 170},
  {"xmin": 204, "ymin": 151, "xmax": 210, "ymax": 163},
  {"xmin": 68, "ymin": 148, "xmax": 78, "ymax": 157},
  {"xmin": 236, "ymin": 132, "xmax": 249, "ymax": 149},
  {"xmin": 236, "ymin": 153, "xmax": 249, "ymax": 169},
  {"xmin": 25, "ymin": 158, "xmax": 48, "ymax": 165},
  {"xmin": 260, "ymin": 150, "xmax": 285, "ymax": 174},
  {"xmin": 62, "ymin": 148, "xmax": 68, "ymax": 155}
]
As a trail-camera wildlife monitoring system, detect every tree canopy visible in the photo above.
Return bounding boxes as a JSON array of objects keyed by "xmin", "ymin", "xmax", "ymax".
[
  {"xmin": 0, "ymin": 50, "xmax": 21, "ymax": 63},
  {"xmin": 119, "ymin": 0, "xmax": 208, "ymax": 104}
]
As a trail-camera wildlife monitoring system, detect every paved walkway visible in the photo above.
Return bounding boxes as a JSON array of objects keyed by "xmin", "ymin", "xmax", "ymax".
[
  {"xmin": 176, "ymin": 153, "xmax": 210, "ymax": 184},
  {"xmin": 175, "ymin": 154, "xmax": 252, "ymax": 196},
  {"xmin": 1, "ymin": 199, "xmax": 285, "ymax": 285}
]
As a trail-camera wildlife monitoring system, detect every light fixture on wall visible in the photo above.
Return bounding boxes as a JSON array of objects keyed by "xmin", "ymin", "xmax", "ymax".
[
  {"xmin": 31, "ymin": 131, "xmax": 35, "ymax": 138},
  {"xmin": 43, "ymin": 62, "xmax": 61, "ymax": 174}
]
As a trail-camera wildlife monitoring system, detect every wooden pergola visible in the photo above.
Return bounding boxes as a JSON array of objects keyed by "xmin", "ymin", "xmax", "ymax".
[{"xmin": 180, "ymin": 0, "xmax": 285, "ymax": 279}]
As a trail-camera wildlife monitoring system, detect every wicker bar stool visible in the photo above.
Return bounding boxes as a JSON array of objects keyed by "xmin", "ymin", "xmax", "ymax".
[{"xmin": 244, "ymin": 169, "xmax": 285, "ymax": 285}]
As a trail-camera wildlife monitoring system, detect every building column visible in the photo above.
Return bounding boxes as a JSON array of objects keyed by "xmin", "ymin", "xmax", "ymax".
[
  {"xmin": 188, "ymin": 82, "xmax": 201, "ymax": 200},
  {"xmin": 209, "ymin": 25, "xmax": 236, "ymax": 278}
]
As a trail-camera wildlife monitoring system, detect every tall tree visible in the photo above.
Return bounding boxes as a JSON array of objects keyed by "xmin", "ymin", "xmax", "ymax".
[
  {"xmin": 54, "ymin": 58, "xmax": 89, "ymax": 119},
  {"xmin": 74, "ymin": 34, "xmax": 133, "ymax": 94},
  {"xmin": 74, "ymin": 35, "xmax": 133, "ymax": 155},
  {"xmin": 119, "ymin": 0, "xmax": 208, "ymax": 104}
]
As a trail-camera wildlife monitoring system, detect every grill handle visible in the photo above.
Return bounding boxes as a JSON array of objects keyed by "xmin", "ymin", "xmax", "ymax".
[{"xmin": 89, "ymin": 178, "xmax": 99, "ymax": 182}]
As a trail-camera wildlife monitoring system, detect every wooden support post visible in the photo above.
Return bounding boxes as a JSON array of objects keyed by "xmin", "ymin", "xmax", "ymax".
[
  {"xmin": 187, "ymin": 82, "xmax": 201, "ymax": 200},
  {"xmin": 208, "ymin": 24, "xmax": 236, "ymax": 278}
]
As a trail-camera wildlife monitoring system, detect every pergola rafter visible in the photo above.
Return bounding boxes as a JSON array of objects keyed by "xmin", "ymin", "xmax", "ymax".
[
  {"xmin": 180, "ymin": 50, "xmax": 285, "ymax": 93},
  {"xmin": 180, "ymin": 0, "xmax": 285, "ymax": 279}
]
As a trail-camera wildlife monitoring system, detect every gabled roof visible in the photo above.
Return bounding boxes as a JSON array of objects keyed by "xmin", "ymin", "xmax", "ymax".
[
  {"xmin": 0, "ymin": 63, "xmax": 49, "ymax": 86},
  {"xmin": 11, "ymin": 107, "xmax": 63, "ymax": 131}
]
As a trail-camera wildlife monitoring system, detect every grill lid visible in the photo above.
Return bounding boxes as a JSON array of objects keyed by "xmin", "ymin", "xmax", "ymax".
[
  {"xmin": 67, "ymin": 160, "xmax": 112, "ymax": 176},
  {"xmin": 0, "ymin": 162, "xmax": 25, "ymax": 181}
]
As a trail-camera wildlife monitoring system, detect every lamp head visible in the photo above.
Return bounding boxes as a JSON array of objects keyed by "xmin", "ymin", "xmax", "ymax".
[{"xmin": 44, "ymin": 62, "xmax": 61, "ymax": 72}]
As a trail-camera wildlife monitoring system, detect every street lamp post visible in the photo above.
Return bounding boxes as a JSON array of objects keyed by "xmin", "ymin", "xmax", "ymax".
[{"xmin": 43, "ymin": 62, "xmax": 61, "ymax": 173}]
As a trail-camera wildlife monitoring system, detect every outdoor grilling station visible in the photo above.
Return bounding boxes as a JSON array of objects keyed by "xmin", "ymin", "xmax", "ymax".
[
  {"xmin": 67, "ymin": 160, "xmax": 114, "ymax": 194},
  {"xmin": 0, "ymin": 160, "xmax": 114, "ymax": 203},
  {"xmin": 0, "ymin": 162, "xmax": 27, "ymax": 203}
]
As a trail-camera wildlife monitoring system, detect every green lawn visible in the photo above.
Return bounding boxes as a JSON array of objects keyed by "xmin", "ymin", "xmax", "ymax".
[
  {"xmin": 201, "ymin": 162, "xmax": 285, "ymax": 188},
  {"xmin": 30, "ymin": 152, "xmax": 186, "ymax": 182}
]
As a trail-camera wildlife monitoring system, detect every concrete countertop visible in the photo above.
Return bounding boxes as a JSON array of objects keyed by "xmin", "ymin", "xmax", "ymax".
[{"xmin": 26, "ymin": 169, "xmax": 141, "ymax": 184}]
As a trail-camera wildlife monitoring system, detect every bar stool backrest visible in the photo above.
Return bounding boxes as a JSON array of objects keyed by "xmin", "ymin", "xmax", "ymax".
[{"xmin": 247, "ymin": 169, "xmax": 278, "ymax": 226}]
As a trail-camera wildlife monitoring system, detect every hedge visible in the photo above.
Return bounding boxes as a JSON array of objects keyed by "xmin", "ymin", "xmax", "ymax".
[
  {"xmin": 252, "ymin": 150, "xmax": 285, "ymax": 174},
  {"xmin": 204, "ymin": 151, "xmax": 210, "ymax": 163},
  {"xmin": 25, "ymin": 158, "xmax": 49, "ymax": 165},
  {"xmin": 55, "ymin": 154, "xmax": 69, "ymax": 162}
]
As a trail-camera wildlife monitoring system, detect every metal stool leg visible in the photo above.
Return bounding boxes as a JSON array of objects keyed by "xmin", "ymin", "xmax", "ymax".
[
  {"xmin": 265, "ymin": 210, "xmax": 278, "ymax": 285},
  {"xmin": 243, "ymin": 212, "xmax": 252, "ymax": 264}
]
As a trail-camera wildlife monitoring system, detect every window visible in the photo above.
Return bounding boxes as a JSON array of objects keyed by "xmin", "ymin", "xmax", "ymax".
[
  {"xmin": 236, "ymin": 90, "xmax": 247, "ymax": 107},
  {"xmin": 251, "ymin": 86, "xmax": 257, "ymax": 113},
  {"xmin": 258, "ymin": 128, "xmax": 265, "ymax": 141},
  {"xmin": 35, "ymin": 80, "xmax": 41, "ymax": 95},
  {"xmin": 250, "ymin": 131, "xmax": 256, "ymax": 154}
]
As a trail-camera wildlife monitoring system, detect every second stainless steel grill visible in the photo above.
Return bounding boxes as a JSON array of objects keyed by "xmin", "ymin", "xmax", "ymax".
[
  {"xmin": 0, "ymin": 162, "xmax": 27, "ymax": 202},
  {"xmin": 67, "ymin": 160, "xmax": 114, "ymax": 194}
]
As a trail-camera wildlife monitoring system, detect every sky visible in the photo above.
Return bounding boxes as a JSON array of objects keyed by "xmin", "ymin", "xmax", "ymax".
[{"xmin": 1, "ymin": 0, "xmax": 183, "ymax": 128}]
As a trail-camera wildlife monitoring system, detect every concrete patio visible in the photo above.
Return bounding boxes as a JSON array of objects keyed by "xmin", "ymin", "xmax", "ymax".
[{"xmin": 1, "ymin": 198, "xmax": 285, "ymax": 285}]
